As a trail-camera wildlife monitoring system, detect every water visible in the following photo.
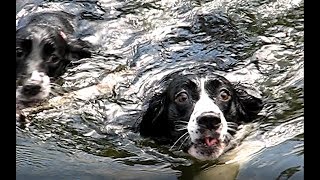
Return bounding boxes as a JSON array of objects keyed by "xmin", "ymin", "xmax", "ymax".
[{"xmin": 16, "ymin": 0, "xmax": 304, "ymax": 179}]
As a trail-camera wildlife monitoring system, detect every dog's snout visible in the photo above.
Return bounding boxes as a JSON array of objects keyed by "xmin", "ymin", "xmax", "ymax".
[
  {"xmin": 21, "ymin": 84, "xmax": 42, "ymax": 96},
  {"xmin": 16, "ymin": 69, "xmax": 51, "ymax": 102},
  {"xmin": 30, "ymin": 71, "xmax": 45, "ymax": 83},
  {"xmin": 197, "ymin": 112, "xmax": 221, "ymax": 130}
]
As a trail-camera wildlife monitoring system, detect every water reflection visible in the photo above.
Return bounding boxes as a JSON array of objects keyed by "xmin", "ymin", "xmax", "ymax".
[{"xmin": 16, "ymin": 0, "xmax": 304, "ymax": 179}]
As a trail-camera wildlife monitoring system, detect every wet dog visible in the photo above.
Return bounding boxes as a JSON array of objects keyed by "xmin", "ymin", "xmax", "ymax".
[
  {"xmin": 16, "ymin": 11, "xmax": 91, "ymax": 103},
  {"xmin": 136, "ymin": 72, "xmax": 264, "ymax": 160}
]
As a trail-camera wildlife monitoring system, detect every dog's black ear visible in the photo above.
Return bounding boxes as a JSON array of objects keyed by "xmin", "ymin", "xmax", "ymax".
[
  {"xmin": 137, "ymin": 92, "xmax": 170, "ymax": 138},
  {"xmin": 66, "ymin": 38, "xmax": 92, "ymax": 61},
  {"xmin": 234, "ymin": 84, "xmax": 264, "ymax": 122}
]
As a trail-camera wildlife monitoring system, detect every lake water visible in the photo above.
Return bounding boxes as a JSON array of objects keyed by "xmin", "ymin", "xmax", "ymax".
[{"xmin": 16, "ymin": 0, "xmax": 304, "ymax": 179}]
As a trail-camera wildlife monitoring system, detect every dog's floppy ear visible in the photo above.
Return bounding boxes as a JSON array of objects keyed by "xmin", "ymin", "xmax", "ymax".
[
  {"xmin": 66, "ymin": 38, "xmax": 92, "ymax": 61},
  {"xmin": 137, "ymin": 92, "xmax": 170, "ymax": 138},
  {"xmin": 59, "ymin": 30, "xmax": 91, "ymax": 61},
  {"xmin": 234, "ymin": 84, "xmax": 264, "ymax": 122}
]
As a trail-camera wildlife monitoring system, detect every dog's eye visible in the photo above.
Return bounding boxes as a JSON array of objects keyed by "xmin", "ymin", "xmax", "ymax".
[
  {"xmin": 175, "ymin": 92, "xmax": 189, "ymax": 104},
  {"xmin": 16, "ymin": 48, "xmax": 25, "ymax": 58},
  {"xmin": 44, "ymin": 43, "xmax": 56, "ymax": 55},
  {"xmin": 219, "ymin": 89, "xmax": 231, "ymax": 101},
  {"xmin": 49, "ymin": 55, "xmax": 60, "ymax": 64}
]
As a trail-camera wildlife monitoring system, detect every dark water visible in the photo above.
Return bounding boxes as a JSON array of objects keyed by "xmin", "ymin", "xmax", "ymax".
[{"xmin": 16, "ymin": 0, "xmax": 304, "ymax": 179}]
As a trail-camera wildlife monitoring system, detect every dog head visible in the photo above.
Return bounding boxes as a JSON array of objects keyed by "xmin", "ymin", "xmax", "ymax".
[
  {"xmin": 137, "ymin": 72, "xmax": 264, "ymax": 160},
  {"xmin": 16, "ymin": 22, "xmax": 91, "ymax": 103}
]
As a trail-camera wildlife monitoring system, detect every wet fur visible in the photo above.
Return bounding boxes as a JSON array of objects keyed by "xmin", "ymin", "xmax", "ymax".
[
  {"xmin": 136, "ymin": 72, "xmax": 264, "ymax": 159},
  {"xmin": 16, "ymin": 11, "xmax": 91, "ymax": 102}
]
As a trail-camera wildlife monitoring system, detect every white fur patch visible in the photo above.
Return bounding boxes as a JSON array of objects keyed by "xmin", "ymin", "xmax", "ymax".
[
  {"xmin": 16, "ymin": 70, "xmax": 51, "ymax": 102},
  {"xmin": 187, "ymin": 78, "xmax": 228, "ymax": 142}
]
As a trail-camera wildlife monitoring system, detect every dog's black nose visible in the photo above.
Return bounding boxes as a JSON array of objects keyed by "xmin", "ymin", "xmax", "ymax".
[
  {"xmin": 21, "ymin": 84, "xmax": 41, "ymax": 96},
  {"xmin": 197, "ymin": 112, "xmax": 221, "ymax": 130}
]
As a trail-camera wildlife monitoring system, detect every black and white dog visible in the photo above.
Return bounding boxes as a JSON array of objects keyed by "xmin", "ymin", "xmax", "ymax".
[
  {"xmin": 137, "ymin": 71, "xmax": 264, "ymax": 160},
  {"xmin": 16, "ymin": 11, "xmax": 91, "ymax": 103}
]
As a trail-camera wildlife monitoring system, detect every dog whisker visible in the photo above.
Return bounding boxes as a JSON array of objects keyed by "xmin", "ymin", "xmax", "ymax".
[
  {"xmin": 174, "ymin": 120, "xmax": 188, "ymax": 124},
  {"xmin": 227, "ymin": 127, "xmax": 237, "ymax": 132},
  {"xmin": 227, "ymin": 122, "xmax": 238, "ymax": 128},
  {"xmin": 49, "ymin": 83, "xmax": 61, "ymax": 87},
  {"xmin": 174, "ymin": 124, "xmax": 187, "ymax": 128},
  {"xmin": 223, "ymin": 132, "xmax": 233, "ymax": 142},
  {"xmin": 175, "ymin": 127, "xmax": 187, "ymax": 131},
  {"xmin": 169, "ymin": 132, "xmax": 188, "ymax": 151},
  {"xmin": 178, "ymin": 135, "xmax": 190, "ymax": 151},
  {"xmin": 227, "ymin": 122, "xmax": 237, "ymax": 124}
]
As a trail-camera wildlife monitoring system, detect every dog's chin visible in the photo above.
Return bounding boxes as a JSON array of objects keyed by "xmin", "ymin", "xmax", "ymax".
[{"xmin": 187, "ymin": 137, "xmax": 228, "ymax": 161}]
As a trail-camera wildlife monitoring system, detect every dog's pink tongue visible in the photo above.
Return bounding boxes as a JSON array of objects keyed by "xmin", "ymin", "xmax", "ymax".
[{"xmin": 205, "ymin": 137, "xmax": 218, "ymax": 146}]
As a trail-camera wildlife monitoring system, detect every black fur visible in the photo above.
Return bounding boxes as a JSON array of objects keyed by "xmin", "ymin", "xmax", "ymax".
[{"xmin": 138, "ymin": 73, "xmax": 264, "ymax": 144}]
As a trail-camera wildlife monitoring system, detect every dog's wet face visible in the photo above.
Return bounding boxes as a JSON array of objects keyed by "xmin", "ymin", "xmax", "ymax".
[
  {"xmin": 185, "ymin": 77, "xmax": 235, "ymax": 160},
  {"xmin": 138, "ymin": 73, "xmax": 264, "ymax": 160},
  {"xmin": 16, "ymin": 14, "xmax": 92, "ymax": 103},
  {"xmin": 16, "ymin": 25, "xmax": 71, "ymax": 102}
]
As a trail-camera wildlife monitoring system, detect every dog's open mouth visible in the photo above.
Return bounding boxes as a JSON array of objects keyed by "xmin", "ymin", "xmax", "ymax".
[
  {"xmin": 187, "ymin": 135, "xmax": 228, "ymax": 160},
  {"xmin": 193, "ymin": 136, "xmax": 221, "ymax": 147},
  {"xmin": 203, "ymin": 136, "xmax": 219, "ymax": 147}
]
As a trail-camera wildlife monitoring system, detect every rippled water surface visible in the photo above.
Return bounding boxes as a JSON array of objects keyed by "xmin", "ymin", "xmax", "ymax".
[{"xmin": 16, "ymin": 0, "xmax": 304, "ymax": 179}]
